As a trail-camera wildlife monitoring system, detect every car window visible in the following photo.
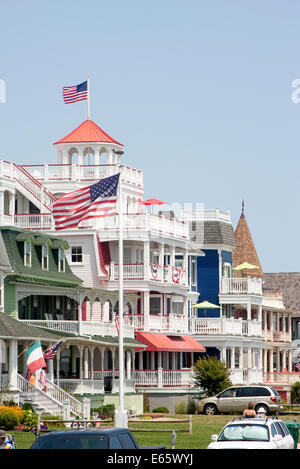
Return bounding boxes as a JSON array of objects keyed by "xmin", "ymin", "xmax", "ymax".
[
  {"xmin": 253, "ymin": 387, "xmax": 270, "ymax": 396},
  {"xmin": 219, "ymin": 424, "xmax": 269, "ymax": 442},
  {"xmin": 274, "ymin": 422, "xmax": 285, "ymax": 437},
  {"xmin": 219, "ymin": 388, "xmax": 237, "ymax": 398},
  {"xmin": 270, "ymin": 424, "xmax": 277, "ymax": 438},
  {"xmin": 279, "ymin": 422, "xmax": 289, "ymax": 436},
  {"xmin": 31, "ymin": 435, "xmax": 107, "ymax": 449},
  {"xmin": 271, "ymin": 388, "xmax": 280, "ymax": 397},
  {"xmin": 118, "ymin": 432, "xmax": 137, "ymax": 449},
  {"xmin": 110, "ymin": 435, "xmax": 123, "ymax": 449},
  {"xmin": 236, "ymin": 387, "xmax": 252, "ymax": 397}
]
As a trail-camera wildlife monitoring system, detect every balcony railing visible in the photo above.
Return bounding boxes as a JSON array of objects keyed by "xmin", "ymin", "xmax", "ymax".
[
  {"xmin": 108, "ymin": 263, "xmax": 188, "ymax": 286},
  {"xmin": 123, "ymin": 313, "xmax": 187, "ymax": 334},
  {"xmin": 21, "ymin": 319, "xmax": 134, "ymax": 338},
  {"xmin": 134, "ymin": 369, "xmax": 193, "ymax": 389},
  {"xmin": 190, "ymin": 317, "xmax": 262, "ymax": 337},
  {"xmin": 221, "ymin": 277, "xmax": 262, "ymax": 295},
  {"xmin": 20, "ymin": 163, "xmax": 143, "ymax": 187},
  {"xmin": 263, "ymin": 329, "xmax": 291, "ymax": 343},
  {"xmin": 263, "ymin": 372, "xmax": 300, "ymax": 386}
]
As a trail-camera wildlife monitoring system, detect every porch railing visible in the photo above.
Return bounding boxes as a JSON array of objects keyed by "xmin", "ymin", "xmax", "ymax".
[
  {"xmin": 190, "ymin": 317, "xmax": 262, "ymax": 337},
  {"xmin": 221, "ymin": 277, "xmax": 262, "ymax": 295},
  {"xmin": 134, "ymin": 369, "xmax": 194, "ymax": 389},
  {"xmin": 20, "ymin": 319, "xmax": 134, "ymax": 338},
  {"xmin": 123, "ymin": 313, "xmax": 187, "ymax": 333}
]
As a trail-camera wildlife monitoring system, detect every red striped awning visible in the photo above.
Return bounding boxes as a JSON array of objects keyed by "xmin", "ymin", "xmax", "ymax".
[{"xmin": 135, "ymin": 331, "xmax": 206, "ymax": 353}]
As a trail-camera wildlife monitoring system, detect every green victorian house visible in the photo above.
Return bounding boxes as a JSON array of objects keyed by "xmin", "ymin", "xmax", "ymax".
[{"xmin": 0, "ymin": 227, "xmax": 143, "ymax": 416}]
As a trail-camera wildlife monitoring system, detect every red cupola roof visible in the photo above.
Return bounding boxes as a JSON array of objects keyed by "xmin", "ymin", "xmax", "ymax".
[{"xmin": 53, "ymin": 119, "xmax": 123, "ymax": 146}]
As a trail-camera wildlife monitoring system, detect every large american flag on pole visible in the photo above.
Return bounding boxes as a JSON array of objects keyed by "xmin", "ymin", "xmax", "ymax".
[
  {"xmin": 62, "ymin": 80, "xmax": 88, "ymax": 104},
  {"xmin": 52, "ymin": 173, "xmax": 120, "ymax": 230},
  {"xmin": 43, "ymin": 339, "xmax": 63, "ymax": 360}
]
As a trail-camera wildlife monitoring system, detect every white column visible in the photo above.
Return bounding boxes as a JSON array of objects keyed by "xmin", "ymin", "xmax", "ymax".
[
  {"xmin": 143, "ymin": 291, "xmax": 150, "ymax": 330},
  {"xmin": 83, "ymin": 347, "xmax": 89, "ymax": 379},
  {"xmin": 248, "ymin": 347, "xmax": 252, "ymax": 369},
  {"xmin": 144, "ymin": 241, "xmax": 150, "ymax": 280},
  {"xmin": 247, "ymin": 303, "xmax": 251, "ymax": 321},
  {"xmin": 230, "ymin": 347, "xmax": 235, "ymax": 370},
  {"xmin": 8, "ymin": 339, "xmax": 18, "ymax": 389},
  {"xmin": 258, "ymin": 304, "xmax": 262, "ymax": 322},
  {"xmin": 126, "ymin": 351, "xmax": 131, "ymax": 379},
  {"xmin": 239, "ymin": 347, "xmax": 243, "ymax": 369},
  {"xmin": 138, "ymin": 351, "xmax": 143, "ymax": 370}
]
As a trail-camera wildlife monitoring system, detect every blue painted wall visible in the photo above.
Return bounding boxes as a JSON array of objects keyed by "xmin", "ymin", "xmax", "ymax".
[
  {"xmin": 196, "ymin": 249, "xmax": 220, "ymax": 318},
  {"xmin": 195, "ymin": 249, "xmax": 233, "ymax": 318}
]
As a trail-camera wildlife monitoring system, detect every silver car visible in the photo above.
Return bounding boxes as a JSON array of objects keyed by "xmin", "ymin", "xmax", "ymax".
[{"xmin": 198, "ymin": 385, "xmax": 283, "ymax": 415}]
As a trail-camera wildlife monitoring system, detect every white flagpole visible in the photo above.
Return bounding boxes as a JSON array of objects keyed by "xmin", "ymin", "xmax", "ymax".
[
  {"xmin": 115, "ymin": 169, "xmax": 127, "ymax": 427},
  {"xmin": 87, "ymin": 75, "xmax": 90, "ymax": 119}
]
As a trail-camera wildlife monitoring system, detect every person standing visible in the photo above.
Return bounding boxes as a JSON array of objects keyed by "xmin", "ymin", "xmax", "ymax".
[{"xmin": 0, "ymin": 430, "xmax": 14, "ymax": 449}]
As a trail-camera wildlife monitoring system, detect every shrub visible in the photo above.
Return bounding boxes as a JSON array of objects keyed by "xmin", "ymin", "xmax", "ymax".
[
  {"xmin": 21, "ymin": 403, "xmax": 34, "ymax": 412},
  {"xmin": 41, "ymin": 415, "xmax": 65, "ymax": 429},
  {"xmin": 175, "ymin": 401, "xmax": 187, "ymax": 414},
  {"xmin": 0, "ymin": 408, "xmax": 19, "ymax": 430},
  {"xmin": 22, "ymin": 409, "xmax": 38, "ymax": 430},
  {"xmin": 152, "ymin": 406, "xmax": 169, "ymax": 413},
  {"xmin": 291, "ymin": 382, "xmax": 300, "ymax": 404},
  {"xmin": 94, "ymin": 404, "xmax": 115, "ymax": 419},
  {"xmin": 187, "ymin": 399, "xmax": 196, "ymax": 415}
]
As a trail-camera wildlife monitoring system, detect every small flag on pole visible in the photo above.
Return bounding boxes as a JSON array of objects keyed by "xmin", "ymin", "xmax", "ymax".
[
  {"xmin": 115, "ymin": 317, "xmax": 119, "ymax": 335},
  {"xmin": 43, "ymin": 339, "xmax": 63, "ymax": 360},
  {"xmin": 62, "ymin": 80, "xmax": 88, "ymax": 104},
  {"xmin": 26, "ymin": 339, "xmax": 47, "ymax": 373},
  {"xmin": 295, "ymin": 362, "xmax": 300, "ymax": 371},
  {"xmin": 52, "ymin": 173, "xmax": 120, "ymax": 230}
]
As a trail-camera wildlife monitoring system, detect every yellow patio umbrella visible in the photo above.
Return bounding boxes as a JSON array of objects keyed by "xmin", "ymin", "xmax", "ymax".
[
  {"xmin": 233, "ymin": 262, "xmax": 259, "ymax": 271},
  {"xmin": 192, "ymin": 301, "xmax": 221, "ymax": 317}
]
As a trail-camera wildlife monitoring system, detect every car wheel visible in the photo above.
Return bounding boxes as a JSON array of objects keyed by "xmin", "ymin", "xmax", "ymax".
[
  {"xmin": 204, "ymin": 403, "xmax": 218, "ymax": 415},
  {"xmin": 255, "ymin": 404, "xmax": 269, "ymax": 415}
]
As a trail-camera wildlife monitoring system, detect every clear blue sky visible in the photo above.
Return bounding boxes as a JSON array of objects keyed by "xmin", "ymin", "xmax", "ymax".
[{"xmin": 0, "ymin": 0, "xmax": 300, "ymax": 272}]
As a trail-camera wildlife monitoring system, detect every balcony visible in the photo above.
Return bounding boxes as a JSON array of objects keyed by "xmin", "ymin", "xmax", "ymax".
[
  {"xmin": 134, "ymin": 368, "xmax": 193, "ymax": 390},
  {"xmin": 190, "ymin": 317, "xmax": 262, "ymax": 337},
  {"xmin": 21, "ymin": 319, "xmax": 134, "ymax": 339},
  {"xmin": 20, "ymin": 163, "xmax": 143, "ymax": 187},
  {"xmin": 123, "ymin": 313, "xmax": 187, "ymax": 334},
  {"xmin": 263, "ymin": 329, "xmax": 291, "ymax": 343},
  {"xmin": 221, "ymin": 277, "xmax": 262, "ymax": 295},
  {"xmin": 107, "ymin": 263, "xmax": 188, "ymax": 286}
]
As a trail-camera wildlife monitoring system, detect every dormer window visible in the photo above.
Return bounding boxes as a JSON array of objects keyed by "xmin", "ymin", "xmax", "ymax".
[
  {"xmin": 24, "ymin": 241, "xmax": 31, "ymax": 267},
  {"xmin": 42, "ymin": 244, "xmax": 49, "ymax": 270},
  {"xmin": 58, "ymin": 248, "xmax": 65, "ymax": 272}
]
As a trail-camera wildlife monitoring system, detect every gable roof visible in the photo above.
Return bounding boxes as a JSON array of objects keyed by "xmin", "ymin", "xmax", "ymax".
[
  {"xmin": 232, "ymin": 211, "xmax": 263, "ymax": 277},
  {"xmin": 0, "ymin": 227, "xmax": 82, "ymax": 287},
  {"xmin": 53, "ymin": 119, "xmax": 123, "ymax": 146}
]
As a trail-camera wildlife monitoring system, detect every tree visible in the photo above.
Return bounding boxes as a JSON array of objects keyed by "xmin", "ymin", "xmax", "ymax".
[
  {"xmin": 291, "ymin": 381, "xmax": 300, "ymax": 404},
  {"xmin": 193, "ymin": 355, "xmax": 232, "ymax": 397}
]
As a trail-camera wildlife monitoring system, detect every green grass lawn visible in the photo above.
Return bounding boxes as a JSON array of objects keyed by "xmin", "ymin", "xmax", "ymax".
[{"xmin": 11, "ymin": 414, "xmax": 299, "ymax": 449}]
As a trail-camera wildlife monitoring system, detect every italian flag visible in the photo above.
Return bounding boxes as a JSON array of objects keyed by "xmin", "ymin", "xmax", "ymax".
[{"xmin": 26, "ymin": 339, "xmax": 46, "ymax": 373}]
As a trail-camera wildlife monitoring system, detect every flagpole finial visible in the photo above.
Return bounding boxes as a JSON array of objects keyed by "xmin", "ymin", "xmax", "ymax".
[{"xmin": 242, "ymin": 199, "xmax": 245, "ymax": 214}]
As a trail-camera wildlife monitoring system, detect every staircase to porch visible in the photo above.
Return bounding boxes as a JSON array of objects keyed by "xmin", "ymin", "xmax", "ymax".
[{"xmin": 17, "ymin": 374, "xmax": 84, "ymax": 419}]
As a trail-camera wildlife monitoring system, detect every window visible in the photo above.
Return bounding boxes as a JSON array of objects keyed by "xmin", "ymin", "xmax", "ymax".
[
  {"xmin": 58, "ymin": 248, "xmax": 65, "ymax": 272},
  {"xmin": 150, "ymin": 296, "xmax": 161, "ymax": 315},
  {"xmin": 218, "ymin": 388, "xmax": 237, "ymax": 398},
  {"xmin": 172, "ymin": 302, "xmax": 183, "ymax": 315},
  {"xmin": 191, "ymin": 260, "xmax": 197, "ymax": 285},
  {"xmin": 274, "ymin": 422, "xmax": 285, "ymax": 438},
  {"xmin": 24, "ymin": 241, "xmax": 31, "ymax": 267},
  {"xmin": 71, "ymin": 246, "xmax": 82, "ymax": 263},
  {"xmin": 109, "ymin": 435, "xmax": 122, "ymax": 449},
  {"xmin": 42, "ymin": 244, "xmax": 49, "ymax": 270},
  {"xmin": 117, "ymin": 433, "xmax": 137, "ymax": 449}
]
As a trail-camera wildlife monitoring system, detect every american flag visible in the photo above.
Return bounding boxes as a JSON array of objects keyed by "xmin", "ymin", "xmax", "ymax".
[
  {"xmin": 115, "ymin": 317, "xmax": 119, "ymax": 335},
  {"xmin": 43, "ymin": 340, "xmax": 63, "ymax": 360},
  {"xmin": 295, "ymin": 362, "xmax": 300, "ymax": 371},
  {"xmin": 52, "ymin": 173, "xmax": 120, "ymax": 230},
  {"xmin": 62, "ymin": 80, "xmax": 88, "ymax": 104}
]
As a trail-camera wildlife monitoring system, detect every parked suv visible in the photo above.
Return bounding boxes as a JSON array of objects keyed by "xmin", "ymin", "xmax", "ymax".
[{"xmin": 198, "ymin": 385, "xmax": 283, "ymax": 415}]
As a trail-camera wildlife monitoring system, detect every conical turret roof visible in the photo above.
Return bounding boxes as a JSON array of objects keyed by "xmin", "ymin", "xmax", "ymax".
[
  {"xmin": 53, "ymin": 119, "xmax": 123, "ymax": 146},
  {"xmin": 232, "ymin": 204, "xmax": 263, "ymax": 278}
]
